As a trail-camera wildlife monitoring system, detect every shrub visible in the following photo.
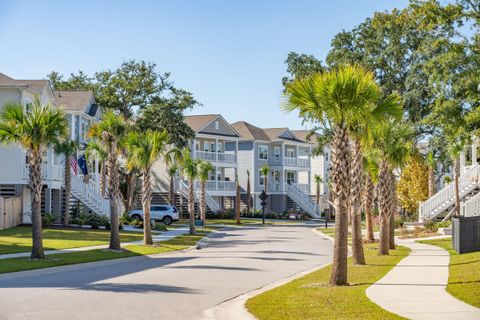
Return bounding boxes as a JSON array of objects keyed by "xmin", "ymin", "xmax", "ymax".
[
  {"xmin": 41, "ymin": 213, "xmax": 55, "ymax": 228},
  {"xmin": 119, "ymin": 212, "xmax": 131, "ymax": 226},
  {"xmin": 435, "ymin": 220, "xmax": 451, "ymax": 229},
  {"xmin": 153, "ymin": 224, "xmax": 167, "ymax": 231},
  {"xmin": 423, "ymin": 219, "xmax": 438, "ymax": 232},
  {"xmin": 395, "ymin": 217, "xmax": 405, "ymax": 229},
  {"xmin": 86, "ymin": 213, "xmax": 110, "ymax": 229}
]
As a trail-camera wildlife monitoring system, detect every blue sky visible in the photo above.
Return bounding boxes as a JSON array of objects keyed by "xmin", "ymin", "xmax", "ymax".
[{"xmin": 0, "ymin": 0, "xmax": 408, "ymax": 129}]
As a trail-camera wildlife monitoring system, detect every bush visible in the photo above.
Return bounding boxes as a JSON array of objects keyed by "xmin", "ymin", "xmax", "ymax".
[
  {"xmin": 423, "ymin": 219, "xmax": 438, "ymax": 232},
  {"xmin": 86, "ymin": 213, "xmax": 110, "ymax": 229},
  {"xmin": 119, "ymin": 212, "xmax": 131, "ymax": 226},
  {"xmin": 41, "ymin": 213, "xmax": 55, "ymax": 228},
  {"xmin": 152, "ymin": 224, "xmax": 167, "ymax": 231},
  {"xmin": 207, "ymin": 209, "xmax": 234, "ymax": 219},
  {"xmin": 435, "ymin": 220, "xmax": 451, "ymax": 229},
  {"xmin": 395, "ymin": 217, "xmax": 405, "ymax": 229}
]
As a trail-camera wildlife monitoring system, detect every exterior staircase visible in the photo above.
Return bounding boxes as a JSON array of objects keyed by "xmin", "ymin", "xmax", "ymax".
[
  {"xmin": 419, "ymin": 164, "xmax": 480, "ymax": 221},
  {"xmin": 70, "ymin": 173, "xmax": 110, "ymax": 216},
  {"xmin": 177, "ymin": 179, "xmax": 220, "ymax": 213},
  {"xmin": 285, "ymin": 182, "xmax": 320, "ymax": 218}
]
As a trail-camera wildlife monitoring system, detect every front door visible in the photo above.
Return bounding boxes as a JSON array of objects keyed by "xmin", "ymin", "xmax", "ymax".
[{"xmin": 273, "ymin": 170, "xmax": 280, "ymax": 191}]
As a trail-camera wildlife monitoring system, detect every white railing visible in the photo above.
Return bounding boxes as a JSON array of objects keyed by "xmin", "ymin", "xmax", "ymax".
[
  {"xmin": 24, "ymin": 164, "xmax": 63, "ymax": 181},
  {"xmin": 285, "ymin": 183, "xmax": 319, "ymax": 218},
  {"xmin": 420, "ymin": 164, "xmax": 480, "ymax": 221},
  {"xmin": 177, "ymin": 179, "xmax": 220, "ymax": 212},
  {"xmin": 461, "ymin": 192, "xmax": 480, "ymax": 217},
  {"xmin": 70, "ymin": 173, "xmax": 110, "ymax": 216},
  {"xmin": 194, "ymin": 151, "xmax": 237, "ymax": 164},
  {"xmin": 217, "ymin": 153, "xmax": 236, "ymax": 163},
  {"xmin": 297, "ymin": 183, "xmax": 309, "ymax": 193},
  {"xmin": 269, "ymin": 157, "xmax": 310, "ymax": 167}
]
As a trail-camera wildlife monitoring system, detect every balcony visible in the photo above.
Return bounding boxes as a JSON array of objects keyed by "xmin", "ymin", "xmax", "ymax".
[
  {"xmin": 194, "ymin": 180, "xmax": 237, "ymax": 192},
  {"xmin": 267, "ymin": 182, "xmax": 309, "ymax": 193},
  {"xmin": 269, "ymin": 157, "xmax": 310, "ymax": 167},
  {"xmin": 23, "ymin": 164, "xmax": 63, "ymax": 181},
  {"xmin": 194, "ymin": 151, "xmax": 237, "ymax": 164}
]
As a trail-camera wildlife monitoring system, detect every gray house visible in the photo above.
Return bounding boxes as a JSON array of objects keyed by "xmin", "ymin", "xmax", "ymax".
[{"xmin": 231, "ymin": 121, "xmax": 320, "ymax": 217}]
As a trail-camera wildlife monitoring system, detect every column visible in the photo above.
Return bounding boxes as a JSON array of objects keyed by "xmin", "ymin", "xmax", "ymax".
[
  {"xmin": 44, "ymin": 188, "xmax": 52, "ymax": 214},
  {"xmin": 296, "ymin": 145, "xmax": 299, "ymax": 166},
  {"xmin": 281, "ymin": 143, "xmax": 285, "ymax": 165},
  {"xmin": 235, "ymin": 140, "xmax": 239, "ymax": 163},
  {"xmin": 215, "ymin": 138, "xmax": 219, "ymax": 162},
  {"xmin": 472, "ymin": 141, "xmax": 478, "ymax": 166},
  {"xmin": 308, "ymin": 170, "xmax": 312, "ymax": 195},
  {"xmin": 460, "ymin": 149, "xmax": 466, "ymax": 174},
  {"xmin": 215, "ymin": 165, "xmax": 218, "ymax": 191},
  {"xmin": 71, "ymin": 115, "xmax": 75, "ymax": 140},
  {"xmin": 192, "ymin": 139, "xmax": 196, "ymax": 158}
]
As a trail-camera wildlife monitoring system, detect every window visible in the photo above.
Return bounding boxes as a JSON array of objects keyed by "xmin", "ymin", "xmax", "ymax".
[
  {"xmin": 259, "ymin": 170, "xmax": 265, "ymax": 186},
  {"xmin": 259, "ymin": 145, "xmax": 268, "ymax": 160},
  {"xmin": 210, "ymin": 142, "xmax": 216, "ymax": 153},
  {"xmin": 325, "ymin": 152, "xmax": 329, "ymax": 161},
  {"xmin": 217, "ymin": 142, "xmax": 223, "ymax": 153},
  {"xmin": 151, "ymin": 206, "xmax": 167, "ymax": 211},
  {"xmin": 215, "ymin": 121, "xmax": 219, "ymax": 130},
  {"xmin": 273, "ymin": 170, "xmax": 280, "ymax": 183},
  {"xmin": 24, "ymin": 98, "xmax": 32, "ymax": 113},
  {"xmin": 203, "ymin": 141, "xmax": 209, "ymax": 152},
  {"xmin": 195, "ymin": 141, "xmax": 200, "ymax": 151},
  {"xmin": 286, "ymin": 171, "xmax": 295, "ymax": 184},
  {"xmin": 286, "ymin": 148, "xmax": 295, "ymax": 158},
  {"xmin": 274, "ymin": 146, "xmax": 280, "ymax": 159}
]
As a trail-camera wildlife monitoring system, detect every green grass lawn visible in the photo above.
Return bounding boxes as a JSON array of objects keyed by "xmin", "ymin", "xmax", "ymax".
[
  {"xmin": 0, "ymin": 226, "xmax": 145, "ymax": 255},
  {"xmin": 247, "ymin": 237, "xmax": 410, "ymax": 319},
  {"xmin": 419, "ymin": 238, "xmax": 480, "ymax": 308},
  {"xmin": 0, "ymin": 230, "xmax": 211, "ymax": 274}
]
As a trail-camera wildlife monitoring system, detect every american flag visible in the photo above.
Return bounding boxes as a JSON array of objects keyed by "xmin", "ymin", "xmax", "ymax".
[{"xmin": 69, "ymin": 156, "xmax": 78, "ymax": 175}]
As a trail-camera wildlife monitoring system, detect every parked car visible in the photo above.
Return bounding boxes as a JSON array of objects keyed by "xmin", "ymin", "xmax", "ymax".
[{"xmin": 128, "ymin": 205, "xmax": 180, "ymax": 225}]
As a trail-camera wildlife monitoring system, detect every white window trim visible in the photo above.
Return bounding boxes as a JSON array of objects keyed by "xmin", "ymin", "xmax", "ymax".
[
  {"xmin": 259, "ymin": 170, "xmax": 265, "ymax": 186},
  {"xmin": 258, "ymin": 145, "xmax": 269, "ymax": 160}
]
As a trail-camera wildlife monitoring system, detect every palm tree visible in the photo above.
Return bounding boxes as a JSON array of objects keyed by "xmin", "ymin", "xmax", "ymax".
[
  {"xmin": 448, "ymin": 142, "xmax": 465, "ymax": 218},
  {"xmin": 182, "ymin": 148, "xmax": 199, "ymax": 234},
  {"xmin": 165, "ymin": 148, "xmax": 182, "ymax": 206},
  {"xmin": 426, "ymin": 151, "xmax": 436, "ymax": 198},
  {"xmin": 125, "ymin": 130, "xmax": 168, "ymax": 245},
  {"xmin": 86, "ymin": 141, "xmax": 108, "ymax": 198},
  {"xmin": 314, "ymin": 174, "xmax": 322, "ymax": 207},
  {"xmin": 372, "ymin": 121, "xmax": 413, "ymax": 255},
  {"xmin": 197, "ymin": 160, "xmax": 214, "ymax": 227},
  {"xmin": 246, "ymin": 169, "xmax": 252, "ymax": 212},
  {"xmin": 88, "ymin": 111, "xmax": 127, "ymax": 250},
  {"xmin": 54, "ymin": 140, "xmax": 78, "ymax": 225},
  {"xmin": 284, "ymin": 65, "xmax": 385, "ymax": 285},
  {"xmin": 0, "ymin": 99, "xmax": 67, "ymax": 259}
]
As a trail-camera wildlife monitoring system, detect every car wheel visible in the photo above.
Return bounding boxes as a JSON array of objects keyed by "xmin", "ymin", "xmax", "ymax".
[
  {"xmin": 132, "ymin": 214, "xmax": 142, "ymax": 221},
  {"xmin": 163, "ymin": 216, "xmax": 173, "ymax": 225}
]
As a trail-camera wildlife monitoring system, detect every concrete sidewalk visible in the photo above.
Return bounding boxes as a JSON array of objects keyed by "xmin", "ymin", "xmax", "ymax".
[
  {"xmin": 366, "ymin": 239, "xmax": 480, "ymax": 320},
  {"xmin": 0, "ymin": 227, "xmax": 190, "ymax": 260}
]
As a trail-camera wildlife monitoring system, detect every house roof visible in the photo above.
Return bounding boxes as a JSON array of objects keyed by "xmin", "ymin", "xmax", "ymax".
[
  {"xmin": 183, "ymin": 114, "xmax": 219, "ymax": 132},
  {"xmin": 231, "ymin": 121, "xmax": 270, "ymax": 141},
  {"xmin": 291, "ymin": 130, "xmax": 317, "ymax": 144},
  {"xmin": 53, "ymin": 90, "xmax": 94, "ymax": 112},
  {"xmin": 0, "ymin": 72, "xmax": 49, "ymax": 94}
]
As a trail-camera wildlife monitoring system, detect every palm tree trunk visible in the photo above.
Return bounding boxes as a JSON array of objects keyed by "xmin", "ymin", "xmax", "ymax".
[
  {"xmin": 29, "ymin": 149, "xmax": 45, "ymax": 259},
  {"xmin": 264, "ymin": 175, "xmax": 268, "ymax": 213},
  {"xmin": 188, "ymin": 179, "xmax": 196, "ymax": 234},
  {"xmin": 124, "ymin": 172, "xmax": 137, "ymax": 213},
  {"xmin": 64, "ymin": 159, "xmax": 71, "ymax": 225},
  {"xmin": 350, "ymin": 139, "xmax": 365, "ymax": 265},
  {"xmin": 200, "ymin": 180, "xmax": 206, "ymax": 226},
  {"xmin": 142, "ymin": 168, "xmax": 153, "ymax": 245},
  {"xmin": 388, "ymin": 172, "xmax": 396, "ymax": 250},
  {"xmin": 329, "ymin": 124, "xmax": 350, "ymax": 286},
  {"xmin": 236, "ymin": 181, "xmax": 241, "ymax": 225},
  {"xmin": 363, "ymin": 174, "xmax": 375, "ymax": 242},
  {"xmin": 169, "ymin": 175, "xmax": 175, "ymax": 205},
  {"xmin": 454, "ymin": 157, "xmax": 460, "ymax": 217},
  {"xmin": 428, "ymin": 167, "xmax": 435, "ymax": 198},
  {"xmin": 378, "ymin": 159, "xmax": 390, "ymax": 255},
  {"xmin": 100, "ymin": 162, "xmax": 107, "ymax": 198},
  {"xmin": 107, "ymin": 139, "xmax": 121, "ymax": 250},
  {"xmin": 316, "ymin": 183, "xmax": 320, "ymax": 206}
]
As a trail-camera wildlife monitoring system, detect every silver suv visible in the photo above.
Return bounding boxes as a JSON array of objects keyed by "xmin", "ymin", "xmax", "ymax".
[{"xmin": 128, "ymin": 205, "xmax": 180, "ymax": 225}]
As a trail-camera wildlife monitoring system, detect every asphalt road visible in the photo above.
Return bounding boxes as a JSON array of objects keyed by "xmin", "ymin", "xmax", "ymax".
[{"xmin": 0, "ymin": 224, "xmax": 333, "ymax": 320}]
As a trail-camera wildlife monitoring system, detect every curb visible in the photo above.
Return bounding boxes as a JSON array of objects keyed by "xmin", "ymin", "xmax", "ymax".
[{"xmin": 200, "ymin": 227, "xmax": 333, "ymax": 320}]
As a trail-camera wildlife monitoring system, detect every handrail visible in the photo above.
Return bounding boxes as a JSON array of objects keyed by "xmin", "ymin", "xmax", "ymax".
[
  {"xmin": 420, "ymin": 164, "xmax": 480, "ymax": 220},
  {"xmin": 462, "ymin": 191, "xmax": 480, "ymax": 217},
  {"xmin": 285, "ymin": 183, "xmax": 319, "ymax": 218},
  {"xmin": 70, "ymin": 173, "xmax": 110, "ymax": 216}
]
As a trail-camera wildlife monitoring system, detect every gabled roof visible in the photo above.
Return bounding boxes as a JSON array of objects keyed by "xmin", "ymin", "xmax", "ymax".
[
  {"xmin": 291, "ymin": 130, "xmax": 318, "ymax": 144},
  {"xmin": 0, "ymin": 72, "xmax": 49, "ymax": 94},
  {"xmin": 53, "ymin": 90, "xmax": 94, "ymax": 112},
  {"xmin": 184, "ymin": 114, "xmax": 219, "ymax": 132},
  {"xmin": 231, "ymin": 121, "xmax": 270, "ymax": 141}
]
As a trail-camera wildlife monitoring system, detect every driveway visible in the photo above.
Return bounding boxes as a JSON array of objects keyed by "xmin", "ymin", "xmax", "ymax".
[{"xmin": 0, "ymin": 224, "xmax": 333, "ymax": 320}]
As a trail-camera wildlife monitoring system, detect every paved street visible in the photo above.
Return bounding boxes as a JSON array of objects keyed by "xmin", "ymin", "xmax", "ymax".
[{"xmin": 0, "ymin": 224, "xmax": 333, "ymax": 320}]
